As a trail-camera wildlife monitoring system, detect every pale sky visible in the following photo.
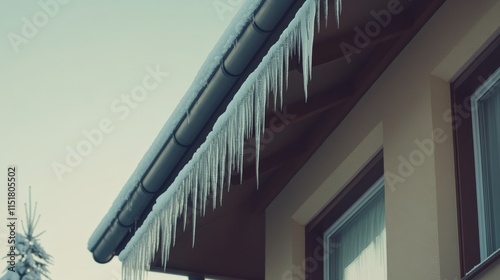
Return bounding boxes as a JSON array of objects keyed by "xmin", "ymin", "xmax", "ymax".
[{"xmin": 0, "ymin": 0, "xmax": 242, "ymax": 279}]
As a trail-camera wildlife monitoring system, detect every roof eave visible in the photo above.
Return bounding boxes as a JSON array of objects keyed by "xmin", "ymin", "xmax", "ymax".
[{"xmin": 89, "ymin": 0, "xmax": 305, "ymax": 264}]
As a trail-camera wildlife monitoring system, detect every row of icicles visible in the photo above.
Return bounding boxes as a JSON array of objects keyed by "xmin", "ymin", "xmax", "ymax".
[{"xmin": 120, "ymin": 0, "xmax": 334, "ymax": 279}]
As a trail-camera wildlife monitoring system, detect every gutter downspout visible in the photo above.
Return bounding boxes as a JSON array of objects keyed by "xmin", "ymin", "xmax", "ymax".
[{"xmin": 90, "ymin": 0, "xmax": 301, "ymax": 264}]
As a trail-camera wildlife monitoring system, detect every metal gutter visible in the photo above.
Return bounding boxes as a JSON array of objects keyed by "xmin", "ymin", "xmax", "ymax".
[{"xmin": 89, "ymin": 0, "xmax": 302, "ymax": 264}]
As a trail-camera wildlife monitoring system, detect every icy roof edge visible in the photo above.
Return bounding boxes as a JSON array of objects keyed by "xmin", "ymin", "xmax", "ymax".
[
  {"xmin": 119, "ymin": 0, "xmax": 327, "ymax": 278},
  {"xmin": 87, "ymin": 0, "xmax": 264, "ymax": 251}
]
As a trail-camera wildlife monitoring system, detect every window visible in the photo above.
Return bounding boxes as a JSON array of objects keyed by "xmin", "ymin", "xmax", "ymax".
[
  {"xmin": 451, "ymin": 35, "xmax": 500, "ymax": 276},
  {"xmin": 306, "ymin": 151, "xmax": 385, "ymax": 280},
  {"xmin": 324, "ymin": 177, "xmax": 386, "ymax": 280},
  {"xmin": 471, "ymin": 68, "xmax": 500, "ymax": 260}
]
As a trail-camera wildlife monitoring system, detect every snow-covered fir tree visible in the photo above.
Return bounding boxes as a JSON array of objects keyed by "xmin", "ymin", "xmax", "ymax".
[{"xmin": 1, "ymin": 188, "xmax": 52, "ymax": 280}]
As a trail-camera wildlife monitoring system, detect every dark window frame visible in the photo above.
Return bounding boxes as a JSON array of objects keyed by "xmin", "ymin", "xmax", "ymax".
[
  {"xmin": 451, "ymin": 34, "xmax": 500, "ymax": 277},
  {"xmin": 305, "ymin": 150, "xmax": 384, "ymax": 280}
]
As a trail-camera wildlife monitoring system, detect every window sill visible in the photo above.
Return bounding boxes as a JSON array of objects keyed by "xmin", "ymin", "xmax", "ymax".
[{"xmin": 463, "ymin": 250, "xmax": 500, "ymax": 280}]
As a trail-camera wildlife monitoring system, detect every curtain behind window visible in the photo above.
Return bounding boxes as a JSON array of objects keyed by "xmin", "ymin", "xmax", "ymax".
[{"xmin": 329, "ymin": 190, "xmax": 386, "ymax": 280}]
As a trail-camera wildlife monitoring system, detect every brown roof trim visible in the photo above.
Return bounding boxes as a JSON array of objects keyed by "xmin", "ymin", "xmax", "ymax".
[{"xmin": 252, "ymin": 0, "xmax": 447, "ymax": 214}]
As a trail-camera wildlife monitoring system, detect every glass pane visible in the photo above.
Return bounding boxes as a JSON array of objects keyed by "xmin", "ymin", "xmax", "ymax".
[
  {"xmin": 329, "ymin": 190, "xmax": 386, "ymax": 280},
  {"xmin": 476, "ymin": 78, "xmax": 500, "ymax": 257}
]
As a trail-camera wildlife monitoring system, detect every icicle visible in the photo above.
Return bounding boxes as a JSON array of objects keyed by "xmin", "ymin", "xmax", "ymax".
[
  {"xmin": 182, "ymin": 183, "xmax": 188, "ymax": 231},
  {"xmin": 335, "ymin": 0, "xmax": 342, "ymax": 27},
  {"xmin": 226, "ymin": 118, "xmax": 234, "ymax": 190},
  {"xmin": 118, "ymin": 1, "xmax": 331, "ymax": 279},
  {"xmin": 324, "ymin": 0, "xmax": 329, "ymax": 27},
  {"xmin": 172, "ymin": 199, "xmax": 178, "ymax": 247},
  {"xmin": 285, "ymin": 42, "xmax": 291, "ymax": 92},
  {"xmin": 199, "ymin": 161, "xmax": 208, "ymax": 217},
  {"xmin": 238, "ymin": 101, "xmax": 246, "ymax": 184},
  {"xmin": 254, "ymin": 83, "xmax": 266, "ymax": 188},
  {"xmin": 210, "ymin": 143, "xmax": 218, "ymax": 209},
  {"xmin": 191, "ymin": 168, "xmax": 198, "ymax": 248},
  {"xmin": 218, "ymin": 131, "xmax": 226, "ymax": 206},
  {"xmin": 277, "ymin": 47, "xmax": 284, "ymax": 110},
  {"xmin": 316, "ymin": 0, "xmax": 321, "ymax": 31},
  {"xmin": 161, "ymin": 211, "xmax": 168, "ymax": 268}
]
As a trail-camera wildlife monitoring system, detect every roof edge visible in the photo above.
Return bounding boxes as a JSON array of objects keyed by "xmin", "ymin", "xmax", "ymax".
[{"xmin": 88, "ymin": 0, "xmax": 302, "ymax": 264}]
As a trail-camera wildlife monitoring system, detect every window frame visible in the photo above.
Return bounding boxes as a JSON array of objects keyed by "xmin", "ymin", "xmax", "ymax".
[
  {"xmin": 323, "ymin": 176, "xmax": 385, "ymax": 279},
  {"xmin": 305, "ymin": 150, "xmax": 384, "ymax": 280},
  {"xmin": 471, "ymin": 67, "xmax": 500, "ymax": 261},
  {"xmin": 450, "ymin": 34, "xmax": 500, "ymax": 277}
]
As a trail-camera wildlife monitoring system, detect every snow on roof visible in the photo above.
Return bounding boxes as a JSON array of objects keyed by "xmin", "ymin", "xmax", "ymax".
[
  {"xmin": 88, "ymin": 0, "xmax": 264, "ymax": 251},
  {"xmin": 118, "ymin": 1, "xmax": 328, "ymax": 279}
]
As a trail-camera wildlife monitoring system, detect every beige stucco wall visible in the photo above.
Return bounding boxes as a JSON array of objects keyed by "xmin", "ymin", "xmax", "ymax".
[{"xmin": 265, "ymin": 0, "xmax": 500, "ymax": 279}]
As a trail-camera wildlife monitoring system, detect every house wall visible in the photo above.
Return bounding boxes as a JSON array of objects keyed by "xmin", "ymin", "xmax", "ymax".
[{"xmin": 265, "ymin": 0, "xmax": 500, "ymax": 279}]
